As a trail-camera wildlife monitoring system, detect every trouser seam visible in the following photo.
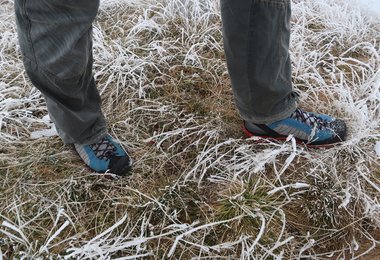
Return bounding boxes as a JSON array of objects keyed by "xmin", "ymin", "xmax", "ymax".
[
  {"xmin": 22, "ymin": 0, "xmax": 38, "ymax": 67},
  {"xmin": 245, "ymin": 0, "xmax": 254, "ymax": 117}
]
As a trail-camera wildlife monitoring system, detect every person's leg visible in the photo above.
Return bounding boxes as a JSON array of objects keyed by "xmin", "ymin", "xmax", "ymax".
[
  {"xmin": 221, "ymin": 0, "xmax": 297, "ymax": 124},
  {"xmin": 220, "ymin": 0, "xmax": 347, "ymax": 145},
  {"xmin": 15, "ymin": 0, "xmax": 132, "ymax": 174},
  {"xmin": 14, "ymin": 0, "xmax": 106, "ymax": 145}
]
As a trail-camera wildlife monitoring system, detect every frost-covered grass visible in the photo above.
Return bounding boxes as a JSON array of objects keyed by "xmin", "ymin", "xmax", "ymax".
[{"xmin": 1, "ymin": 0, "xmax": 380, "ymax": 259}]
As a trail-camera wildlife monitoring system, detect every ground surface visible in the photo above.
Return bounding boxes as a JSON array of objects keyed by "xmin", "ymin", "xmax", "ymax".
[{"xmin": 1, "ymin": 0, "xmax": 380, "ymax": 259}]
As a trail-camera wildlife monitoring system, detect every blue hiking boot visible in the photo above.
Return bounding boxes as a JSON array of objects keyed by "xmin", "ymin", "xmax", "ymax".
[
  {"xmin": 243, "ymin": 108, "xmax": 347, "ymax": 146},
  {"xmin": 74, "ymin": 134, "xmax": 132, "ymax": 176}
]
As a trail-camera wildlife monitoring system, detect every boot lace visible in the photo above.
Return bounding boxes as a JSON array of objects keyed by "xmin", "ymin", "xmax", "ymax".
[
  {"xmin": 290, "ymin": 108, "xmax": 330, "ymax": 130},
  {"xmin": 89, "ymin": 137, "xmax": 117, "ymax": 160}
]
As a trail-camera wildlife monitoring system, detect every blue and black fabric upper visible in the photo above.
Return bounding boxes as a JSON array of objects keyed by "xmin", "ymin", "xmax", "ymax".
[
  {"xmin": 244, "ymin": 108, "xmax": 347, "ymax": 145},
  {"xmin": 75, "ymin": 134, "xmax": 132, "ymax": 176}
]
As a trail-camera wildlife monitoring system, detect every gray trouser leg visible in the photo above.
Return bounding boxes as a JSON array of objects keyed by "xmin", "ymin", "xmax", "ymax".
[
  {"xmin": 221, "ymin": 0, "xmax": 297, "ymax": 124},
  {"xmin": 15, "ymin": 0, "xmax": 107, "ymax": 144}
]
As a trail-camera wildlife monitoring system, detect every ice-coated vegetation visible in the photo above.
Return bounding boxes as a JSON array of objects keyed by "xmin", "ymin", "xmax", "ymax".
[{"xmin": 0, "ymin": 0, "xmax": 379, "ymax": 259}]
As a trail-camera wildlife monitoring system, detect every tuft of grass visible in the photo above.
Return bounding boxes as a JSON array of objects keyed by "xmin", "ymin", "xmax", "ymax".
[{"xmin": 213, "ymin": 178, "xmax": 284, "ymax": 244}]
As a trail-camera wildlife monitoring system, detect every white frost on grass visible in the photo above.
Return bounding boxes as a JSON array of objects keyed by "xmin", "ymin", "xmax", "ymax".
[
  {"xmin": 376, "ymin": 142, "xmax": 380, "ymax": 158},
  {"xmin": 30, "ymin": 115, "xmax": 58, "ymax": 139},
  {"xmin": 29, "ymin": 126, "xmax": 58, "ymax": 139},
  {"xmin": 267, "ymin": 182, "xmax": 310, "ymax": 195},
  {"xmin": 353, "ymin": 0, "xmax": 380, "ymax": 17}
]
